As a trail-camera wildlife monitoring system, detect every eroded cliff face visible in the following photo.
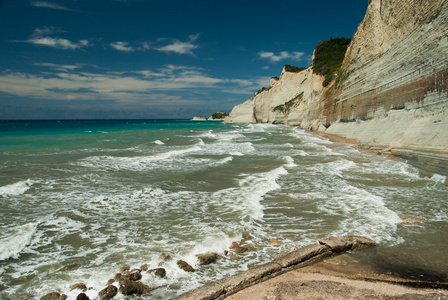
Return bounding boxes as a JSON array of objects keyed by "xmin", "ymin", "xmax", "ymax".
[
  {"xmin": 325, "ymin": 0, "xmax": 448, "ymax": 175},
  {"xmin": 226, "ymin": 0, "xmax": 448, "ymax": 176},
  {"xmin": 225, "ymin": 66, "xmax": 325, "ymax": 128}
]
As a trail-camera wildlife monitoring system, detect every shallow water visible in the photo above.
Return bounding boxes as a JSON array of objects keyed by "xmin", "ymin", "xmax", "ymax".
[{"xmin": 0, "ymin": 119, "xmax": 447, "ymax": 299}]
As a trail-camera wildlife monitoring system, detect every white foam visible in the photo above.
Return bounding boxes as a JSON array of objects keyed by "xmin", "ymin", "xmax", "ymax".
[
  {"xmin": 0, "ymin": 223, "xmax": 38, "ymax": 260},
  {"xmin": 317, "ymin": 183, "xmax": 403, "ymax": 245},
  {"xmin": 214, "ymin": 166, "xmax": 288, "ymax": 220},
  {"xmin": 78, "ymin": 145, "xmax": 202, "ymax": 171},
  {"xmin": 429, "ymin": 173, "xmax": 447, "ymax": 184},
  {"xmin": 212, "ymin": 156, "xmax": 234, "ymax": 166},
  {"xmin": 193, "ymin": 138, "xmax": 205, "ymax": 146},
  {"xmin": 230, "ymin": 151, "xmax": 244, "ymax": 156},
  {"xmin": 283, "ymin": 156, "xmax": 297, "ymax": 168},
  {"xmin": 0, "ymin": 179, "xmax": 33, "ymax": 196},
  {"xmin": 153, "ymin": 140, "xmax": 164, "ymax": 145}
]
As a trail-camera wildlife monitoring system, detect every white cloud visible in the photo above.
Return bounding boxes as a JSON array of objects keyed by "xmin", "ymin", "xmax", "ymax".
[
  {"xmin": 34, "ymin": 63, "xmax": 83, "ymax": 72},
  {"xmin": 110, "ymin": 41, "xmax": 134, "ymax": 52},
  {"xmin": 258, "ymin": 51, "xmax": 305, "ymax": 63},
  {"xmin": 31, "ymin": 1, "xmax": 72, "ymax": 11},
  {"xmin": 27, "ymin": 27, "xmax": 90, "ymax": 50},
  {"xmin": 0, "ymin": 65, "xmax": 258, "ymax": 104},
  {"xmin": 155, "ymin": 34, "xmax": 200, "ymax": 55}
]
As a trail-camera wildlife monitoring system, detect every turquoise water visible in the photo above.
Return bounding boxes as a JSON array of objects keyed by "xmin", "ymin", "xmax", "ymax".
[{"xmin": 1, "ymin": 119, "xmax": 447, "ymax": 299}]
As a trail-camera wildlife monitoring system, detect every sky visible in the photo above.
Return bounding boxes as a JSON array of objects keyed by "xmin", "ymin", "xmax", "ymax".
[{"xmin": 0, "ymin": 0, "xmax": 368, "ymax": 119}]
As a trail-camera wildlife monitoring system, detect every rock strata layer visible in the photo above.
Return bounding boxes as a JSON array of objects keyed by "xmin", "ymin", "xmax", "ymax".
[{"xmin": 226, "ymin": 0, "xmax": 448, "ymax": 177}]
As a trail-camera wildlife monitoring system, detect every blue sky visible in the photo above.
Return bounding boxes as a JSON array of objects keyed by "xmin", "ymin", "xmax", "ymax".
[{"xmin": 0, "ymin": 0, "xmax": 368, "ymax": 119}]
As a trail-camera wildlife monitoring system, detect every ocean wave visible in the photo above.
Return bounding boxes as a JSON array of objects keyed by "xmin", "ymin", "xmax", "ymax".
[
  {"xmin": 429, "ymin": 173, "xmax": 447, "ymax": 183},
  {"xmin": 77, "ymin": 145, "xmax": 202, "ymax": 171},
  {"xmin": 0, "ymin": 179, "xmax": 33, "ymax": 196},
  {"xmin": 317, "ymin": 182, "xmax": 403, "ymax": 245},
  {"xmin": 283, "ymin": 156, "xmax": 297, "ymax": 168},
  {"xmin": 0, "ymin": 223, "xmax": 38, "ymax": 260},
  {"xmin": 213, "ymin": 166, "xmax": 288, "ymax": 220}
]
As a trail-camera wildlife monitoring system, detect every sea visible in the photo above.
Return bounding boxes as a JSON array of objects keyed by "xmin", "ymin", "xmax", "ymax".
[{"xmin": 0, "ymin": 119, "xmax": 447, "ymax": 299}]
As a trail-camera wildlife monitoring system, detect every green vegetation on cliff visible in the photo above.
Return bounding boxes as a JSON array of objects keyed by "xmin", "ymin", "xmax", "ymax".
[
  {"xmin": 210, "ymin": 112, "xmax": 229, "ymax": 119},
  {"xmin": 284, "ymin": 64, "xmax": 307, "ymax": 73},
  {"xmin": 273, "ymin": 92, "xmax": 304, "ymax": 114},
  {"xmin": 313, "ymin": 37, "xmax": 351, "ymax": 87}
]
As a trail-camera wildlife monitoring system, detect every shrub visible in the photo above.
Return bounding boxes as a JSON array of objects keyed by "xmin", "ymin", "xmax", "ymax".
[
  {"xmin": 273, "ymin": 92, "xmax": 304, "ymax": 114},
  {"xmin": 284, "ymin": 64, "xmax": 307, "ymax": 73},
  {"xmin": 211, "ymin": 112, "xmax": 230, "ymax": 119},
  {"xmin": 313, "ymin": 37, "xmax": 351, "ymax": 87},
  {"xmin": 255, "ymin": 86, "xmax": 271, "ymax": 94}
]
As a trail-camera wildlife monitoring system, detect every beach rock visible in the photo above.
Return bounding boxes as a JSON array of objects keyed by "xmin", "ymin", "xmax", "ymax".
[
  {"xmin": 319, "ymin": 237, "xmax": 354, "ymax": 253},
  {"xmin": 318, "ymin": 236, "xmax": 376, "ymax": 253},
  {"xmin": 75, "ymin": 293, "xmax": 89, "ymax": 300},
  {"xmin": 196, "ymin": 253, "xmax": 217, "ymax": 265},
  {"xmin": 177, "ymin": 260, "xmax": 195, "ymax": 272},
  {"xmin": 119, "ymin": 266, "xmax": 130, "ymax": 274},
  {"xmin": 274, "ymin": 244, "xmax": 330, "ymax": 268},
  {"xmin": 113, "ymin": 273, "xmax": 122, "ymax": 281},
  {"xmin": 159, "ymin": 253, "xmax": 173, "ymax": 261},
  {"xmin": 346, "ymin": 235, "xmax": 376, "ymax": 250},
  {"xmin": 119, "ymin": 278, "xmax": 151, "ymax": 295},
  {"xmin": 229, "ymin": 242, "xmax": 239, "ymax": 249},
  {"xmin": 127, "ymin": 270, "xmax": 142, "ymax": 281},
  {"xmin": 98, "ymin": 284, "xmax": 118, "ymax": 300},
  {"xmin": 149, "ymin": 268, "xmax": 166, "ymax": 278},
  {"xmin": 140, "ymin": 263, "xmax": 149, "ymax": 271},
  {"xmin": 234, "ymin": 245, "xmax": 253, "ymax": 254},
  {"xmin": 230, "ymin": 240, "xmax": 254, "ymax": 254},
  {"xmin": 70, "ymin": 283, "xmax": 87, "ymax": 292},
  {"xmin": 60, "ymin": 295, "xmax": 67, "ymax": 300},
  {"xmin": 269, "ymin": 238, "xmax": 283, "ymax": 246},
  {"xmin": 106, "ymin": 279, "xmax": 115, "ymax": 286},
  {"xmin": 40, "ymin": 292, "xmax": 61, "ymax": 300}
]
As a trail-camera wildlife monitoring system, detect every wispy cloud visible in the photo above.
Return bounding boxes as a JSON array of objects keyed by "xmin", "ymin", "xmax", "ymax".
[
  {"xmin": 155, "ymin": 34, "xmax": 200, "ymax": 55},
  {"xmin": 258, "ymin": 51, "xmax": 305, "ymax": 62},
  {"xmin": 31, "ymin": 1, "xmax": 73, "ymax": 11},
  {"xmin": 109, "ymin": 34, "xmax": 201, "ymax": 55},
  {"xmin": 110, "ymin": 41, "xmax": 134, "ymax": 52},
  {"xmin": 34, "ymin": 62, "xmax": 84, "ymax": 72},
  {"xmin": 27, "ymin": 27, "xmax": 91, "ymax": 50},
  {"xmin": 0, "ymin": 64, "xmax": 257, "ymax": 105}
]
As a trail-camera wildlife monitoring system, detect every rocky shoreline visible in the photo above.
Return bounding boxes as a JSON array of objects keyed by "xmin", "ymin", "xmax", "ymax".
[
  {"xmin": 36, "ymin": 236, "xmax": 374, "ymax": 300},
  {"xmin": 172, "ymin": 236, "xmax": 376, "ymax": 300}
]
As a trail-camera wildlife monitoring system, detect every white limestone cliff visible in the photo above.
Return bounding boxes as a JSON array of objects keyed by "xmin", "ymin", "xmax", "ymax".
[
  {"xmin": 225, "ymin": 66, "xmax": 325, "ymax": 128},
  {"xmin": 225, "ymin": 0, "xmax": 448, "ymax": 176}
]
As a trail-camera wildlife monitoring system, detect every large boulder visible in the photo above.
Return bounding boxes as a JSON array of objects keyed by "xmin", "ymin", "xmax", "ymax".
[
  {"xmin": 119, "ymin": 278, "xmax": 151, "ymax": 296},
  {"xmin": 148, "ymin": 268, "xmax": 166, "ymax": 278},
  {"xmin": 196, "ymin": 253, "xmax": 217, "ymax": 265},
  {"xmin": 40, "ymin": 293, "xmax": 61, "ymax": 300},
  {"xmin": 70, "ymin": 283, "xmax": 87, "ymax": 292},
  {"xmin": 75, "ymin": 293, "xmax": 89, "ymax": 300},
  {"xmin": 177, "ymin": 260, "xmax": 195, "ymax": 272},
  {"xmin": 99, "ymin": 285, "xmax": 118, "ymax": 300}
]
